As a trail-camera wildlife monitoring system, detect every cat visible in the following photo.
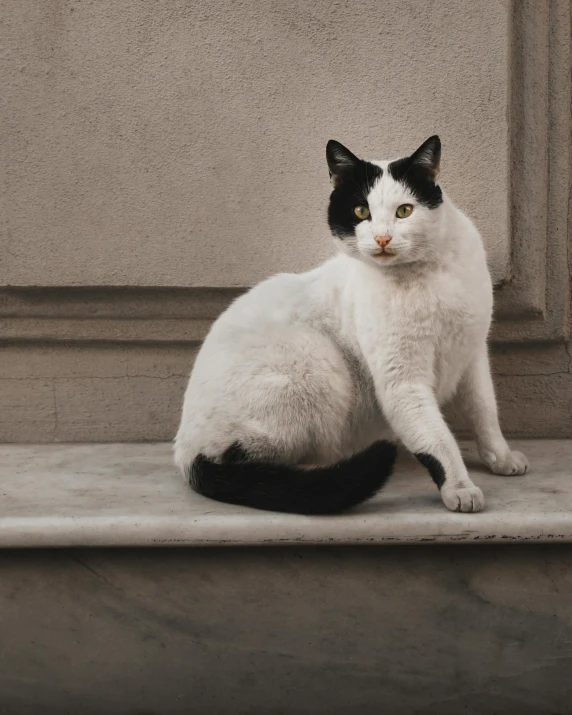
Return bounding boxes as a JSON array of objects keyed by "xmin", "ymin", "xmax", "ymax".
[{"xmin": 174, "ymin": 135, "xmax": 528, "ymax": 514}]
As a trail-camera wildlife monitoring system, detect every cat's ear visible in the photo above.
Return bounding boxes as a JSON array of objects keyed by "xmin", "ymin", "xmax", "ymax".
[
  {"xmin": 409, "ymin": 135, "xmax": 441, "ymax": 181},
  {"xmin": 326, "ymin": 140, "xmax": 360, "ymax": 187}
]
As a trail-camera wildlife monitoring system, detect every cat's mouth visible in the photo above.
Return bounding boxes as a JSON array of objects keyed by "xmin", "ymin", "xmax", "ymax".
[{"xmin": 372, "ymin": 247, "xmax": 396, "ymax": 259}]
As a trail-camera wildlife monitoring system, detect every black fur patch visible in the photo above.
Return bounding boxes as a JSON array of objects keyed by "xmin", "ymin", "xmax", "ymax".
[
  {"xmin": 189, "ymin": 441, "xmax": 398, "ymax": 515},
  {"xmin": 415, "ymin": 453, "xmax": 446, "ymax": 489},
  {"xmin": 388, "ymin": 158, "xmax": 443, "ymax": 209},
  {"xmin": 326, "ymin": 140, "xmax": 382, "ymax": 239},
  {"xmin": 388, "ymin": 136, "xmax": 443, "ymax": 209}
]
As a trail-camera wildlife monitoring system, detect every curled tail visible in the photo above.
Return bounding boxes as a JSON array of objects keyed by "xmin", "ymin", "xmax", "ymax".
[{"xmin": 189, "ymin": 441, "xmax": 397, "ymax": 515}]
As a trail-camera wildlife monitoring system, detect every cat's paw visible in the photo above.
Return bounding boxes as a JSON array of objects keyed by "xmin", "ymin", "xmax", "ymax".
[
  {"xmin": 441, "ymin": 485, "xmax": 485, "ymax": 513},
  {"xmin": 480, "ymin": 449, "xmax": 528, "ymax": 476}
]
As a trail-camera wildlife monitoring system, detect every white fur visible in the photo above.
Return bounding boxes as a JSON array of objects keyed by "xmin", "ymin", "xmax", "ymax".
[{"xmin": 175, "ymin": 168, "xmax": 528, "ymax": 513}]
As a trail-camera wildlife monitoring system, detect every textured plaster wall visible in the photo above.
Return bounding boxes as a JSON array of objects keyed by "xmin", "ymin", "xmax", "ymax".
[
  {"xmin": 1, "ymin": 0, "xmax": 511, "ymax": 287},
  {"xmin": 2, "ymin": 0, "xmax": 569, "ymax": 443}
]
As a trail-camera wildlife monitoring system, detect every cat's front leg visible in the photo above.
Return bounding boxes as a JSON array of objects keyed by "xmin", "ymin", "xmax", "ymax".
[
  {"xmin": 457, "ymin": 347, "xmax": 528, "ymax": 476},
  {"xmin": 382, "ymin": 380, "xmax": 485, "ymax": 513}
]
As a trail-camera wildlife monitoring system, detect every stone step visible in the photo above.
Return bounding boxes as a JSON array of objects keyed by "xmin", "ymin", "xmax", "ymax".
[{"xmin": 1, "ymin": 440, "xmax": 570, "ymax": 548}]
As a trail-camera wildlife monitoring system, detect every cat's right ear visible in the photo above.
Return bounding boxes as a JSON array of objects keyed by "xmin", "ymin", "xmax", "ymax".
[
  {"xmin": 409, "ymin": 135, "xmax": 441, "ymax": 181},
  {"xmin": 326, "ymin": 140, "xmax": 360, "ymax": 187}
]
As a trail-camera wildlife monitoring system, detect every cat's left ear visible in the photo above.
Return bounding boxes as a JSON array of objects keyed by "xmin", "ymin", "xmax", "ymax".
[
  {"xmin": 326, "ymin": 140, "xmax": 360, "ymax": 187},
  {"xmin": 409, "ymin": 135, "xmax": 441, "ymax": 181}
]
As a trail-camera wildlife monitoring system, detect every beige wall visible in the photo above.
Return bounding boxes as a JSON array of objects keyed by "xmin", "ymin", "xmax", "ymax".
[
  {"xmin": 2, "ymin": 0, "xmax": 511, "ymax": 287},
  {"xmin": 1, "ymin": 0, "xmax": 570, "ymax": 443}
]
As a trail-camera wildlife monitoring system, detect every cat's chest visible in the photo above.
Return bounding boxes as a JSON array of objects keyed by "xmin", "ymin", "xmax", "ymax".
[
  {"xmin": 362, "ymin": 271, "xmax": 490, "ymax": 366},
  {"xmin": 380, "ymin": 275, "xmax": 488, "ymax": 392},
  {"xmin": 386, "ymin": 278, "xmax": 482, "ymax": 335}
]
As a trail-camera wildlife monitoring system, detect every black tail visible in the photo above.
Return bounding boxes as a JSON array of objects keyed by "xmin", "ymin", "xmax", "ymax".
[{"xmin": 189, "ymin": 441, "xmax": 397, "ymax": 515}]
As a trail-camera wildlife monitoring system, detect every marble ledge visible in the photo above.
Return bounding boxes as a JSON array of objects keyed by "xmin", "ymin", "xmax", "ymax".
[{"xmin": 0, "ymin": 440, "xmax": 571, "ymax": 548}]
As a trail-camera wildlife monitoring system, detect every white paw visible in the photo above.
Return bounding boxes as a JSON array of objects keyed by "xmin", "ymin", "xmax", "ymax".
[
  {"xmin": 441, "ymin": 485, "xmax": 485, "ymax": 513},
  {"xmin": 480, "ymin": 449, "xmax": 529, "ymax": 476}
]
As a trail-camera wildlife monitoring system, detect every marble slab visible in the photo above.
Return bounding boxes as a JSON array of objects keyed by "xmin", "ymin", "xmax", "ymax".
[{"xmin": 0, "ymin": 440, "xmax": 570, "ymax": 548}]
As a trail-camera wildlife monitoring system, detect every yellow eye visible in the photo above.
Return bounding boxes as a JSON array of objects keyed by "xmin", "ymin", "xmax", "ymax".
[
  {"xmin": 354, "ymin": 205, "xmax": 370, "ymax": 220},
  {"xmin": 396, "ymin": 204, "xmax": 413, "ymax": 219}
]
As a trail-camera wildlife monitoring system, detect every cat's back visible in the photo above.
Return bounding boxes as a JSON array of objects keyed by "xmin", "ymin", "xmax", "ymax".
[{"xmin": 202, "ymin": 258, "xmax": 342, "ymax": 355}]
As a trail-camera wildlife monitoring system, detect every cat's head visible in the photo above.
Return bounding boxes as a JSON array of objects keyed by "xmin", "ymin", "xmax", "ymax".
[{"xmin": 326, "ymin": 136, "xmax": 444, "ymax": 268}]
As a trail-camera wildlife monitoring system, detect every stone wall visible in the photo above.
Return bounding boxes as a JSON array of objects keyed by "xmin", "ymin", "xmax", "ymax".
[{"xmin": 0, "ymin": 546, "xmax": 570, "ymax": 713}]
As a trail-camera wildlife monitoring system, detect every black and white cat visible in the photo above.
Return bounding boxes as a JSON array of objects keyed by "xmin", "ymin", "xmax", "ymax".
[{"xmin": 174, "ymin": 136, "xmax": 528, "ymax": 514}]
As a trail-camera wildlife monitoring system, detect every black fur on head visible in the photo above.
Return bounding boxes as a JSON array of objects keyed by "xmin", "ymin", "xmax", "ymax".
[
  {"xmin": 326, "ymin": 140, "xmax": 382, "ymax": 239},
  {"xmin": 387, "ymin": 135, "xmax": 443, "ymax": 209}
]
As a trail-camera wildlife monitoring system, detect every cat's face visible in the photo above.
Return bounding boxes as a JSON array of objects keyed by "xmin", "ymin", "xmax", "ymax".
[{"xmin": 326, "ymin": 136, "xmax": 444, "ymax": 268}]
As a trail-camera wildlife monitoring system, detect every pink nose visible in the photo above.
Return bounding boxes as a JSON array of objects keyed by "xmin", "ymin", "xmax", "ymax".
[{"xmin": 374, "ymin": 235, "xmax": 392, "ymax": 248}]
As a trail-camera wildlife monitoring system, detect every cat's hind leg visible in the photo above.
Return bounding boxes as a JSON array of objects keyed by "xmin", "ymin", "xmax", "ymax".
[
  {"xmin": 231, "ymin": 327, "xmax": 357, "ymax": 466},
  {"xmin": 179, "ymin": 328, "xmax": 397, "ymax": 513},
  {"xmin": 175, "ymin": 326, "xmax": 358, "ymax": 474}
]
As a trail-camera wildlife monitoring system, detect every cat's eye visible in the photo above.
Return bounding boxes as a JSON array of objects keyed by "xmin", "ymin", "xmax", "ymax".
[
  {"xmin": 354, "ymin": 205, "xmax": 370, "ymax": 220},
  {"xmin": 396, "ymin": 204, "xmax": 413, "ymax": 219}
]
